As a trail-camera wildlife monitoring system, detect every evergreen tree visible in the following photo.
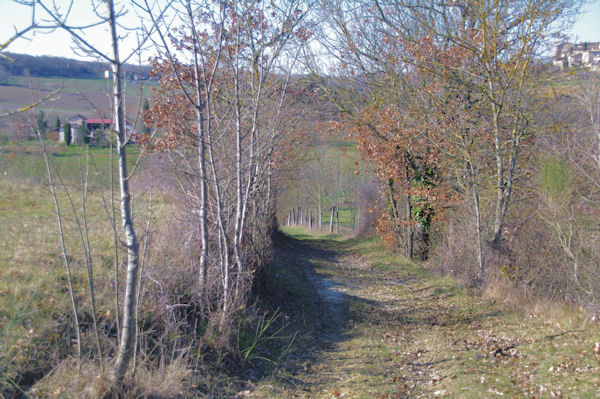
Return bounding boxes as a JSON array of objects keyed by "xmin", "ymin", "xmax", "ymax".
[
  {"xmin": 56, "ymin": 116, "xmax": 60, "ymax": 131},
  {"xmin": 142, "ymin": 98, "xmax": 150, "ymax": 134},
  {"xmin": 64, "ymin": 122, "xmax": 71, "ymax": 146},
  {"xmin": 36, "ymin": 110, "xmax": 47, "ymax": 137},
  {"xmin": 80, "ymin": 123, "xmax": 90, "ymax": 144}
]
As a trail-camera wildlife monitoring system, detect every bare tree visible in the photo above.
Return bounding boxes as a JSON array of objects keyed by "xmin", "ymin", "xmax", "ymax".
[
  {"xmin": 141, "ymin": 0, "xmax": 311, "ymax": 325},
  {"xmin": 28, "ymin": 0, "xmax": 152, "ymax": 383}
]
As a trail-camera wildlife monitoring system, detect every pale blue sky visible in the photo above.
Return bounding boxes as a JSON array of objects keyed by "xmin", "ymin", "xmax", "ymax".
[
  {"xmin": 0, "ymin": 1, "xmax": 146, "ymax": 61},
  {"xmin": 1, "ymin": 0, "xmax": 599, "ymax": 60},
  {"xmin": 572, "ymin": 0, "xmax": 600, "ymax": 42}
]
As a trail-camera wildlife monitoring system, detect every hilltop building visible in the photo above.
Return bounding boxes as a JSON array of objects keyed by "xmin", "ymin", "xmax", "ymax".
[{"xmin": 553, "ymin": 42, "xmax": 600, "ymax": 71}]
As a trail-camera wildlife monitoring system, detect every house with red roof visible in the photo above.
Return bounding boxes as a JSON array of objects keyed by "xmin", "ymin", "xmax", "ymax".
[
  {"xmin": 60, "ymin": 115, "xmax": 135, "ymax": 145},
  {"xmin": 86, "ymin": 118, "xmax": 113, "ymax": 131}
]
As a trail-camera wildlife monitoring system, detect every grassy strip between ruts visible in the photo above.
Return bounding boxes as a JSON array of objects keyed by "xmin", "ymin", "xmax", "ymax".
[{"xmin": 247, "ymin": 228, "xmax": 600, "ymax": 398}]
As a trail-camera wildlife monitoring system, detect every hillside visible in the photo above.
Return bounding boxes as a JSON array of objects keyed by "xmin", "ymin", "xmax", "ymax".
[{"xmin": 0, "ymin": 52, "xmax": 150, "ymax": 80}]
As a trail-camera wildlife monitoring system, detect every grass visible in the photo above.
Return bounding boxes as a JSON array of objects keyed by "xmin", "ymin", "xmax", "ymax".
[
  {"xmin": 3, "ymin": 156, "xmax": 600, "ymax": 397},
  {"xmin": 1, "ymin": 140, "xmax": 140, "ymax": 185},
  {"xmin": 320, "ymin": 207, "xmax": 358, "ymax": 229},
  {"xmin": 285, "ymin": 206, "xmax": 358, "ymax": 231},
  {"xmin": 0, "ymin": 73, "xmax": 154, "ymax": 129},
  {"xmin": 248, "ymin": 229, "xmax": 600, "ymax": 398},
  {"xmin": 0, "ymin": 150, "xmax": 294, "ymax": 397},
  {"xmin": 0, "ymin": 178, "xmax": 101, "ymax": 393},
  {"xmin": 0, "ymin": 154, "xmax": 151, "ymax": 396}
]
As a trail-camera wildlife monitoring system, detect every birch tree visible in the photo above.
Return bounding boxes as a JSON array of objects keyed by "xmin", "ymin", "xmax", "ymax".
[{"xmin": 31, "ymin": 0, "xmax": 149, "ymax": 383}]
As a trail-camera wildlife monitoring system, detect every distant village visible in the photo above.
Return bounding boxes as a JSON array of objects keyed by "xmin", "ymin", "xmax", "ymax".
[{"xmin": 552, "ymin": 41, "xmax": 600, "ymax": 71}]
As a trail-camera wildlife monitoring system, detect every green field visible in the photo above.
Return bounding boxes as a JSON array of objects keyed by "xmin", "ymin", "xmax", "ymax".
[
  {"xmin": 321, "ymin": 206, "xmax": 358, "ymax": 229},
  {"xmin": 0, "ymin": 141, "xmax": 155, "ymax": 396},
  {"xmin": 1, "ymin": 141, "xmax": 140, "ymax": 185},
  {"xmin": 0, "ymin": 74, "xmax": 154, "ymax": 141}
]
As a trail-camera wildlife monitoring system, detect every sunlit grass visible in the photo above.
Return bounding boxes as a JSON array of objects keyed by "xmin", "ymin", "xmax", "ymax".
[
  {"xmin": 1, "ymin": 142, "xmax": 140, "ymax": 185},
  {"xmin": 0, "ymin": 173, "xmax": 156, "ymax": 394}
]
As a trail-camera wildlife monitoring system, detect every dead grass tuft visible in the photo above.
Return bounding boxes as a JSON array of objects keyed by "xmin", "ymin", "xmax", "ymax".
[
  {"xmin": 482, "ymin": 277, "xmax": 584, "ymax": 327},
  {"xmin": 29, "ymin": 357, "xmax": 192, "ymax": 399},
  {"xmin": 29, "ymin": 359, "xmax": 110, "ymax": 399},
  {"xmin": 131, "ymin": 357, "xmax": 193, "ymax": 399}
]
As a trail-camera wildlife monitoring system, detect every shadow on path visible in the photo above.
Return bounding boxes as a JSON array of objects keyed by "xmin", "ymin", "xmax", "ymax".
[{"xmin": 250, "ymin": 232, "xmax": 506, "ymax": 398}]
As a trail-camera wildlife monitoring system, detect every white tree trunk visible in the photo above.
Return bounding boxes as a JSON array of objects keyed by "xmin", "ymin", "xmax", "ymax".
[
  {"xmin": 468, "ymin": 161, "xmax": 485, "ymax": 281},
  {"xmin": 111, "ymin": 0, "xmax": 140, "ymax": 381},
  {"xmin": 330, "ymin": 206, "xmax": 335, "ymax": 234},
  {"xmin": 186, "ymin": 0, "xmax": 209, "ymax": 294}
]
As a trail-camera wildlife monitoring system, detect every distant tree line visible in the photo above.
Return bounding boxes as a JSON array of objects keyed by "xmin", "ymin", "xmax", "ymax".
[{"xmin": 0, "ymin": 52, "xmax": 150, "ymax": 80}]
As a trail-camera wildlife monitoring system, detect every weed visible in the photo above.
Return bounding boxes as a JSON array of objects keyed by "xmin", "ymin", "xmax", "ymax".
[{"xmin": 241, "ymin": 309, "xmax": 294, "ymax": 368}]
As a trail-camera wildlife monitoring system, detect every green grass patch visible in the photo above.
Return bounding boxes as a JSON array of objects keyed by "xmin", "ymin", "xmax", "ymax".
[
  {"xmin": 1, "ymin": 142, "xmax": 139, "ymax": 185},
  {"xmin": 320, "ymin": 206, "xmax": 358, "ymax": 229},
  {"xmin": 0, "ymin": 175, "xmax": 156, "ymax": 395}
]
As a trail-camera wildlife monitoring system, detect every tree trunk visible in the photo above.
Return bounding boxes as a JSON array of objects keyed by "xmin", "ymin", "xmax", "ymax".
[
  {"xmin": 403, "ymin": 165, "xmax": 414, "ymax": 259},
  {"xmin": 111, "ymin": 0, "xmax": 140, "ymax": 381},
  {"xmin": 233, "ymin": 34, "xmax": 244, "ymax": 307},
  {"xmin": 405, "ymin": 192, "xmax": 413, "ymax": 260},
  {"xmin": 491, "ymin": 103, "xmax": 505, "ymax": 246},
  {"xmin": 468, "ymin": 161, "xmax": 485, "ymax": 280},
  {"xmin": 36, "ymin": 121, "xmax": 82, "ymax": 368},
  {"xmin": 309, "ymin": 208, "xmax": 313, "ymax": 230},
  {"xmin": 318, "ymin": 203, "xmax": 322, "ymax": 230},
  {"xmin": 329, "ymin": 206, "xmax": 335, "ymax": 234},
  {"xmin": 336, "ymin": 205, "xmax": 340, "ymax": 233},
  {"xmin": 188, "ymin": 5, "xmax": 209, "ymax": 293}
]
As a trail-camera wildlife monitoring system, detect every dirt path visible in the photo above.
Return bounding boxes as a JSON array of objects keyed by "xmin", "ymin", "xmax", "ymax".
[{"xmin": 243, "ymin": 232, "xmax": 600, "ymax": 398}]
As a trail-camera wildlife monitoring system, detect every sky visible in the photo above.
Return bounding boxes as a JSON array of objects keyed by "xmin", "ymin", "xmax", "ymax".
[
  {"xmin": 0, "ymin": 1, "xmax": 150, "ymax": 62},
  {"xmin": 570, "ymin": 0, "xmax": 600, "ymax": 42},
  {"xmin": 1, "ymin": 0, "xmax": 599, "ymax": 61}
]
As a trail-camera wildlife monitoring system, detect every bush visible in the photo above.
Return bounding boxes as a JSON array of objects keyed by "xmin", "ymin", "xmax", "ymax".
[
  {"xmin": 91, "ymin": 129, "xmax": 108, "ymax": 147},
  {"xmin": 81, "ymin": 124, "xmax": 90, "ymax": 144}
]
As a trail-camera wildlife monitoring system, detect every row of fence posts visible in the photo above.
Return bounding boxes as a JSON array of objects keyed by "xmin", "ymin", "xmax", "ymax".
[
  {"xmin": 286, "ymin": 206, "xmax": 315, "ymax": 229},
  {"xmin": 286, "ymin": 205, "xmax": 357, "ymax": 234}
]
